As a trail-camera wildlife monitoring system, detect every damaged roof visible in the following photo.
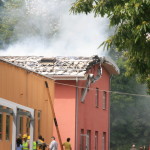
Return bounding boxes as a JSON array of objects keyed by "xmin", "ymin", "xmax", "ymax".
[{"xmin": 0, "ymin": 56, "xmax": 119, "ymax": 80}]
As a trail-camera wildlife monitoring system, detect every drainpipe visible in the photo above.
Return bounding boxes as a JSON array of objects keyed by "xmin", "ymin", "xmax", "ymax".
[{"xmin": 75, "ymin": 77, "xmax": 79, "ymax": 150}]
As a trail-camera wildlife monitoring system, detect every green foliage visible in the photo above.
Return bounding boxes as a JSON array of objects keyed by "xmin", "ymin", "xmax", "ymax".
[
  {"xmin": 110, "ymin": 57, "xmax": 150, "ymax": 150},
  {"xmin": 71, "ymin": 0, "xmax": 150, "ymax": 94},
  {"xmin": 0, "ymin": 1, "xmax": 23, "ymax": 49}
]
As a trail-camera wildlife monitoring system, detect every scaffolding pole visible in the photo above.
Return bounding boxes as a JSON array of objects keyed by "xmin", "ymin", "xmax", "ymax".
[{"xmin": 45, "ymin": 81, "xmax": 63, "ymax": 150}]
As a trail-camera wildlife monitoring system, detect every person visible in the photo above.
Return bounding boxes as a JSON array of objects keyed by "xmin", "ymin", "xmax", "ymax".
[
  {"xmin": 22, "ymin": 134, "xmax": 29, "ymax": 150},
  {"xmin": 16, "ymin": 134, "xmax": 23, "ymax": 150},
  {"xmin": 49, "ymin": 136, "xmax": 58, "ymax": 150},
  {"xmin": 130, "ymin": 144, "xmax": 137, "ymax": 150},
  {"xmin": 27, "ymin": 135, "xmax": 37, "ymax": 150},
  {"xmin": 139, "ymin": 147, "xmax": 143, "ymax": 150},
  {"xmin": 42, "ymin": 138, "xmax": 47, "ymax": 150},
  {"xmin": 37, "ymin": 135, "xmax": 47, "ymax": 150},
  {"xmin": 62, "ymin": 138, "xmax": 72, "ymax": 150}
]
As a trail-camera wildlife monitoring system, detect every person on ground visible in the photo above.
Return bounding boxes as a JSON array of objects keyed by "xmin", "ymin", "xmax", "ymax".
[
  {"xmin": 49, "ymin": 136, "xmax": 58, "ymax": 150},
  {"xmin": 37, "ymin": 135, "xmax": 44, "ymax": 150},
  {"xmin": 139, "ymin": 147, "xmax": 144, "ymax": 150},
  {"xmin": 130, "ymin": 144, "xmax": 137, "ymax": 150},
  {"xmin": 62, "ymin": 138, "xmax": 72, "ymax": 150},
  {"xmin": 27, "ymin": 135, "xmax": 37, "ymax": 150},
  {"xmin": 16, "ymin": 134, "xmax": 23, "ymax": 150},
  {"xmin": 22, "ymin": 134, "xmax": 29, "ymax": 150}
]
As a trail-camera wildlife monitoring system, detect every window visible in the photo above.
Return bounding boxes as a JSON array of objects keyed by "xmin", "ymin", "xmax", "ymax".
[
  {"xmin": 38, "ymin": 111, "xmax": 41, "ymax": 136},
  {"xmin": 87, "ymin": 130, "xmax": 91, "ymax": 150},
  {"xmin": 0, "ymin": 113, "xmax": 3, "ymax": 140},
  {"xmin": 26, "ymin": 118, "xmax": 30, "ymax": 135},
  {"xmin": 102, "ymin": 91, "xmax": 107, "ymax": 110},
  {"xmin": 19, "ymin": 117, "xmax": 23, "ymax": 135},
  {"xmin": 102, "ymin": 132, "xmax": 106, "ymax": 150},
  {"xmin": 95, "ymin": 88, "xmax": 99, "ymax": 107},
  {"xmin": 95, "ymin": 131, "xmax": 98, "ymax": 150},
  {"xmin": 80, "ymin": 129, "xmax": 84, "ymax": 150},
  {"xmin": 6, "ymin": 115, "xmax": 10, "ymax": 140}
]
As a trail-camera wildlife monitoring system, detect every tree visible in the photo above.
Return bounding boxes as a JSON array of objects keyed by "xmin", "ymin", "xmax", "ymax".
[
  {"xmin": 110, "ymin": 57, "xmax": 150, "ymax": 150},
  {"xmin": 0, "ymin": 0, "xmax": 60, "ymax": 49},
  {"xmin": 71, "ymin": 0, "xmax": 150, "ymax": 94},
  {"xmin": 0, "ymin": 1, "xmax": 22, "ymax": 49}
]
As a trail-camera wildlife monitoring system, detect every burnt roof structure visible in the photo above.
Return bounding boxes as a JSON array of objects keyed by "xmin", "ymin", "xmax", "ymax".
[{"xmin": 0, "ymin": 56, "xmax": 119, "ymax": 80}]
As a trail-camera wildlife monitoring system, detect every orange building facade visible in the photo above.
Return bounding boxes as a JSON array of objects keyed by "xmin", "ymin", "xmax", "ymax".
[{"xmin": 0, "ymin": 60, "xmax": 54, "ymax": 150}]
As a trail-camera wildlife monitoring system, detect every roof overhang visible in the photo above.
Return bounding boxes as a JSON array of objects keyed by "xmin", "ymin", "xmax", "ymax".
[{"xmin": 102, "ymin": 56, "xmax": 120, "ymax": 75}]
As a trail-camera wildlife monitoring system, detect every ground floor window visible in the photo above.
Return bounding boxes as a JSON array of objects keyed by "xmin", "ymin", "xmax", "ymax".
[
  {"xmin": 102, "ymin": 132, "xmax": 106, "ymax": 150},
  {"xmin": 26, "ymin": 117, "xmax": 30, "ymax": 135},
  {"xmin": 38, "ymin": 110, "xmax": 41, "ymax": 136},
  {"xmin": 80, "ymin": 129, "xmax": 84, "ymax": 150},
  {"xmin": 0, "ymin": 113, "xmax": 3, "ymax": 140},
  {"xmin": 19, "ymin": 116, "xmax": 23, "ymax": 136},
  {"xmin": 87, "ymin": 130, "xmax": 91, "ymax": 150},
  {"xmin": 95, "ymin": 131, "xmax": 98, "ymax": 150},
  {"xmin": 6, "ymin": 115, "xmax": 10, "ymax": 140}
]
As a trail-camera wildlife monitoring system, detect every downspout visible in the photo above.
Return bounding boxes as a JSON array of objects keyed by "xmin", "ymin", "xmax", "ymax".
[{"xmin": 75, "ymin": 77, "xmax": 79, "ymax": 150}]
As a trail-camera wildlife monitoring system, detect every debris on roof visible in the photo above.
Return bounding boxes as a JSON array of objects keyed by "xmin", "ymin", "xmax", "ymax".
[{"xmin": 0, "ymin": 56, "xmax": 119, "ymax": 79}]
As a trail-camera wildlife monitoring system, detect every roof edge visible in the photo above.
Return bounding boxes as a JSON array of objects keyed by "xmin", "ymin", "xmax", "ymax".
[{"xmin": 102, "ymin": 56, "xmax": 120, "ymax": 75}]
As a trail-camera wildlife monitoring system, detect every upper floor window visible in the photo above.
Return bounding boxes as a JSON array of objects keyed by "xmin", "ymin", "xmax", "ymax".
[
  {"xmin": 0, "ymin": 113, "xmax": 3, "ymax": 140},
  {"xmin": 102, "ymin": 91, "xmax": 107, "ymax": 110},
  {"xmin": 95, "ymin": 88, "xmax": 99, "ymax": 108}
]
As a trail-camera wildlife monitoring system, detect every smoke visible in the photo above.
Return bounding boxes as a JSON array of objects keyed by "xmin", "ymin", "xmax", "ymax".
[{"xmin": 0, "ymin": 0, "xmax": 110, "ymax": 56}]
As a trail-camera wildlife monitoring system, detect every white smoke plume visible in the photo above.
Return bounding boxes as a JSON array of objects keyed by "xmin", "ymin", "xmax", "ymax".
[{"xmin": 0, "ymin": 0, "xmax": 110, "ymax": 56}]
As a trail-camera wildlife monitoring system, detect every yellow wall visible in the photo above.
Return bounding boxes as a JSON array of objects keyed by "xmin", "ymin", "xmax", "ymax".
[{"xmin": 0, "ymin": 61, "xmax": 54, "ymax": 149}]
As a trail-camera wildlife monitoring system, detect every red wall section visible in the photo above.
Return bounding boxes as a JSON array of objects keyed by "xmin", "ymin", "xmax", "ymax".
[
  {"xmin": 77, "ymin": 66, "xmax": 110, "ymax": 150},
  {"xmin": 54, "ymin": 80, "xmax": 76, "ymax": 150},
  {"xmin": 53, "ymin": 65, "xmax": 111, "ymax": 150}
]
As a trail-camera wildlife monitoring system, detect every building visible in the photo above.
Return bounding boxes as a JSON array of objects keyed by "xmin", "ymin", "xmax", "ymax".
[
  {"xmin": 0, "ymin": 57, "xmax": 54, "ymax": 150},
  {"xmin": 0, "ymin": 55, "xmax": 119, "ymax": 150}
]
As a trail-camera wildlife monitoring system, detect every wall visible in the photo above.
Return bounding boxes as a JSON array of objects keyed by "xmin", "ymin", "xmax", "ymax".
[
  {"xmin": 0, "ymin": 61, "xmax": 54, "ymax": 149},
  {"xmin": 77, "ymin": 65, "xmax": 110, "ymax": 150},
  {"xmin": 54, "ymin": 80, "xmax": 76, "ymax": 150}
]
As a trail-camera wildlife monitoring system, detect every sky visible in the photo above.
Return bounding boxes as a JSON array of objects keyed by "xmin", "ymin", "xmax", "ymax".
[{"xmin": 0, "ymin": 0, "xmax": 110, "ymax": 56}]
